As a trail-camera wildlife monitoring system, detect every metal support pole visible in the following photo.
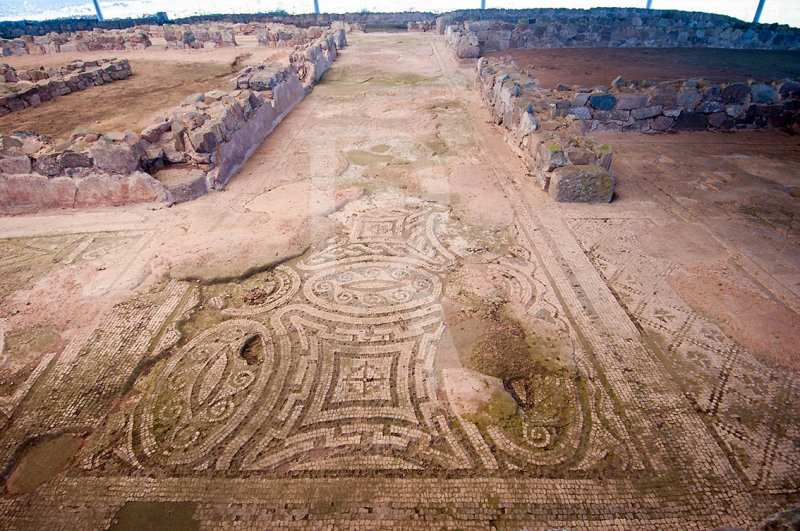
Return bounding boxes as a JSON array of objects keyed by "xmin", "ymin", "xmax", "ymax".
[
  {"xmin": 646, "ymin": 0, "xmax": 652, "ymax": 8},
  {"xmin": 314, "ymin": 0, "xmax": 320, "ymax": 14},
  {"xmin": 753, "ymin": 0, "xmax": 766, "ymax": 23},
  {"xmin": 92, "ymin": 0, "xmax": 104, "ymax": 21},
  {"xmin": 481, "ymin": 0, "xmax": 486, "ymax": 9}
]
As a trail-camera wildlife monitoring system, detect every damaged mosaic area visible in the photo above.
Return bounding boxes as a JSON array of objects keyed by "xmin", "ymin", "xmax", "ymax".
[{"xmin": 69, "ymin": 207, "xmax": 639, "ymax": 479}]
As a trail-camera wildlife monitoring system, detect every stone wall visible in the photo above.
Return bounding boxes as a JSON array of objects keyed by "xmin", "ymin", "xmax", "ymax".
[
  {"xmin": 0, "ymin": 29, "xmax": 347, "ymax": 213},
  {"xmin": 0, "ymin": 58, "xmax": 132, "ymax": 117},
  {"xmin": 474, "ymin": 57, "xmax": 614, "ymax": 203},
  {"xmin": 0, "ymin": 11, "xmax": 434, "ymax": 41},
  {"xmin": 442, "ymin": 8, "xmax": 800, "ymax": 58},
  {"xmin": 163, "ymin": 24, "xmax": 236, "ymax": 49},
  {"xmin": 256, "ymin": 24, "xmax": 328, "ymax": 47},
  {"xmin": 1, "ymin": 28, "xmax": 151, "ymax": 56},
  {"xmin": 472, "ymin": 56, "xmax": 800, "ymax": 202},
  {"xmin": 555, "ymin": 76, "xmax": 800, "ymax": 133},
  {"xmin": 289, "ymin": 31, "xmax": 346, "ymax": 84},
  {"xmin": 0, "ymin": 13, "xmax": 169, "ymax": 39}
]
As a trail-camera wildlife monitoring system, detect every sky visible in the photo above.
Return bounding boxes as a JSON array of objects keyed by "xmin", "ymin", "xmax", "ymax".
[{"xmin": 0, "ymin": 0, "xmax": 797, "ymax": 28}]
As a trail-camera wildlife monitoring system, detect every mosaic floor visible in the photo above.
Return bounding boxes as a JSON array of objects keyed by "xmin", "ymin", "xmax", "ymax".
[{"xmin": 0, "ymin": 32, "xmax": 798, "ymax": 529}]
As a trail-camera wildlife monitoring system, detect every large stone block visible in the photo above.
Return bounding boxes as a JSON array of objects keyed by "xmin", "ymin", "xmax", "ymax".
[
  {"xmin": 615, "ymin": 93, "xmax": 648, "ymax": 110},
  {"xmin": 0, "ymin": 150, "xmax": 32, "ymax": 174},
  {"xmin": 721, "ymin": 83, "xmax": 751, "ymax": 104},
  {"xmin": 589, "ymin": 93, "xmax": 616, "ymax": 110},
  {"xmin": 549, "ymin": 164, "xmax": 615, "ymax": 203},
  {"xmin": 89, "ymin": 141, "xmax": 138, "ymax": 173},
  {"xmin": 649, "ymin": 86, "xmax": 678, "ymax": 107},
  {"xmin": 672, "ymin": 111, "xmax": 708, "ymax": 131},
  {"xmin": 59, "ymin": 150, "xmax": 92, "ymax": 169},
  {"xmin": 188, "ymin": 126, "xmax": 218, "ymax": 153},
  {"xmin": 537, "ymin": 142, "xmax": 567, "ymax": 172}
]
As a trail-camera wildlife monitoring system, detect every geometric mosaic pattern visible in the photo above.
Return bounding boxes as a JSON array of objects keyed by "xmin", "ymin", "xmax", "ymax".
[
  {"xmin": 73, "ymin": 208, "xmax": 640, "ymax": 478},
  {"xmin": 569, "ymin": 216, "xmax": 800, "ymax": 494}
]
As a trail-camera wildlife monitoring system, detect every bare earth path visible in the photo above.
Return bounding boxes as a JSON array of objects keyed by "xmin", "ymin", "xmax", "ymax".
[{"xmin": 0, "ymin": 32, "xmax": 798, "ymax": 528}]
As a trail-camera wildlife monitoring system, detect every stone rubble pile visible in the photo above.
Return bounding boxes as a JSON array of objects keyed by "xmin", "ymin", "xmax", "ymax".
[
  {"xmin": 288, "ymin": 30, "xmax": 346, "ymax": 85},
  {"xmin": 256, "ymin": 24, "xmax": 328, "ymax": 47},
  {"xmin": 0, "ymin": 58, "xmax": 132, "ymax": 117},
  {"xmin": 1, "ymin": 28, "xmax": 151, "ymax": 56},
  {"xmin": 0, "ymin": 130, "xmax": 171, "ymax": 214},
  {"xmin": 475, "ymin": 57, "xmax": 616, "ymax": 203},
  {"xmin": 441, "ymin": 8, "xmax": 800, "ymax": 55},
  {"xmin": 556, "ymin": 76, "xmax": 800, "ymax": 133},
  {"xmin": 407, "ymin": 21, "xmax": 435, "ymax": 32},
  {"xmin": 0, "ymin": 13, "xmax": 169, "ymax": 39},
  {"xmin": 163, "ymin": 24, "xmax": 237, "ymax": 49},
  {"xmin": 474, "ymin": 56, "xmax": 800, "ymax": 202},
  {"xmin": 0, "ymin": 29, "xmax": 348, "ymax": 213}
]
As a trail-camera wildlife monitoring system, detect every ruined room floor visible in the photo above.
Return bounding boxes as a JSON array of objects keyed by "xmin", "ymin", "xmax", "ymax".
[
  {"xmin": 0, "ymin": 40, "xmax": 290, "ymax": 138},
  {"xmin": 0, "ymin": 32, "xmax": 799, "ymax": 529}
]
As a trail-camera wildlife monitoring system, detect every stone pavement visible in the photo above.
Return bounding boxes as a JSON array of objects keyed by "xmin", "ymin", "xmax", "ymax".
[{"xmin": 0, "ymin": 32, "xmax": 797, "ymax": 529}]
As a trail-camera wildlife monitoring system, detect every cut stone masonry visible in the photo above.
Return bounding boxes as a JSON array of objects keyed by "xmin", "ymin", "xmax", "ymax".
[
  {"xmin": 1, "ymin": 28, "xmax": 150, "ymax": 56},
  {"xmin": 0, "ymin": 58, "xmax": 132, "ymax": 117},
  {"xmin": 0, "ymin": 29, "xmax": 347, "ymax": 213}
]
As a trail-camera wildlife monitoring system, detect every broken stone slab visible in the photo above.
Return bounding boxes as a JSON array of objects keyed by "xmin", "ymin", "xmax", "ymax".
[
  {"xmin": 537, "ymin": 142, "xmax": 567, "ymax": 172},
  {"xmin": 89, "ymin": 141, "xmax": 138, "ymax": 173},
  {"xmin": 672, "ymin": 111, "xmax": 708, "ymax": 131},
  {"xmin": 750, "ymin": 83, "xmax": 776, "ymax": 104},
  {"xmin": 0, "ymin": 135, "xmax": 23, "ymax": 149},
  {"xmin": 615, "ymin": 93, "xmax": 648, "ymax": 110},
  {"xmin": 696, "ymin": 101, "xmax": 725, "ymax": 114},
  {"xmin": 164, "ymin": 169, "xmax": 208, "ymax": 204},
  {"xmin": 58, "ymin": 150, "xmax": 92, "ymax": 169},
  {"xmin": 162, "ymin": 144, "xmax": 185, "ymax": 164},
  {"xmin": 548, "ymin": 164, "xmax": 615, "ymax": 203},
  {"xmin": 572, "ymin": 92, "xmax": 590, "ymax": 107},
  {"xmin": 721, "ymin": 83, "xmax": 751, "ymax": 104},
  {"xmin": 0, "ymin": 173, "xmax": 78, "ymax": 214},
  {"xmin": 0, "ymin": 150, "xmax": 32, "ymax": 174},
  {"xmin": 631, "ymin": 105, "xmax": 662, "ymax": 120},
  {"xmin": 756, "ymin": 506, "xmax": 800, "ymax": 531},
  {"xmin": 568, "ymin": 106, "xmax": 591, "ymax": 120},
  {"xmin": 649, "ymin": 85, "xmax": 678, "ymax": 107},
  {"xmin": 34, "ymin": 152, "xmax": 61, "ymax": 176},
  {"xmin": 140, "ymin": 121, "xmax": 172, "ymax": 143},
  {"xmin": 74, "ymin": 171, "xmax": 172, "ymax": 208},
  {"xmin": 441, "ymin": 368, "xmax": 509, "ymax": 417},
  {"xmin": 589, "ymin": 93, "xmax": 616, "ymax": 110}
]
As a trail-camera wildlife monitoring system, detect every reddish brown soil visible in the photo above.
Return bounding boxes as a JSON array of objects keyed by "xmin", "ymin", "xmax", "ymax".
[
  {"xmin": 592, "ymin": 129, "xmax": 800, "ymax": 372},
  {"xmin": 487, "ymin": 47, "xmax": 800, "ymax": 89},
  {"xmin": 670, "ymin": 266, "xmax": 800, "ymax": 371}
]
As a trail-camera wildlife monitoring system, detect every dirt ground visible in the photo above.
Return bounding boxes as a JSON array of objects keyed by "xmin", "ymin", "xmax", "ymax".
[
  {"xmin": 487, "ymin": 47, "xmax": 800, "ymax": 88},
  {"xmin": 0, "ymin": 32, "xmax": 798, "ymax": 529},
  {"xmin": 0, "ymin": 39, "xmax": 289, "ymax": 139}
]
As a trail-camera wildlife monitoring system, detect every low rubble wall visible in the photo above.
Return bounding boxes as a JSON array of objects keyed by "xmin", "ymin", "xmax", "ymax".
[
  {"xmin": 2, "ymin": 28, "xmax": 151, "ymax": 56},
  {"xmin": 0, "ymin": 31, "xmax": 347, "ymax": 214},
  {"xmin": 473, "ymin": 56, "xmax": 800, "ymax": 203},
  {"xmin": 256, "ymin": 24, "xmax": 329, "ymax": 47},
  {"xmin": 163, "ymin": 24, "xmax": 236, "ymax": 49},
  {"xmin": 0, "ymin": 59, "xmax": 131, "ymax": 116},
  {"xmin": 442, "ymin": 8, "xmax": 800, "ymax": 59},
  {"xmin": 555, "ymin": 77, "xmax": 800, "ymax": 133},
  {"xmin": 0, "ymin": 14, "xmax": 169, "ymax": 39}
]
